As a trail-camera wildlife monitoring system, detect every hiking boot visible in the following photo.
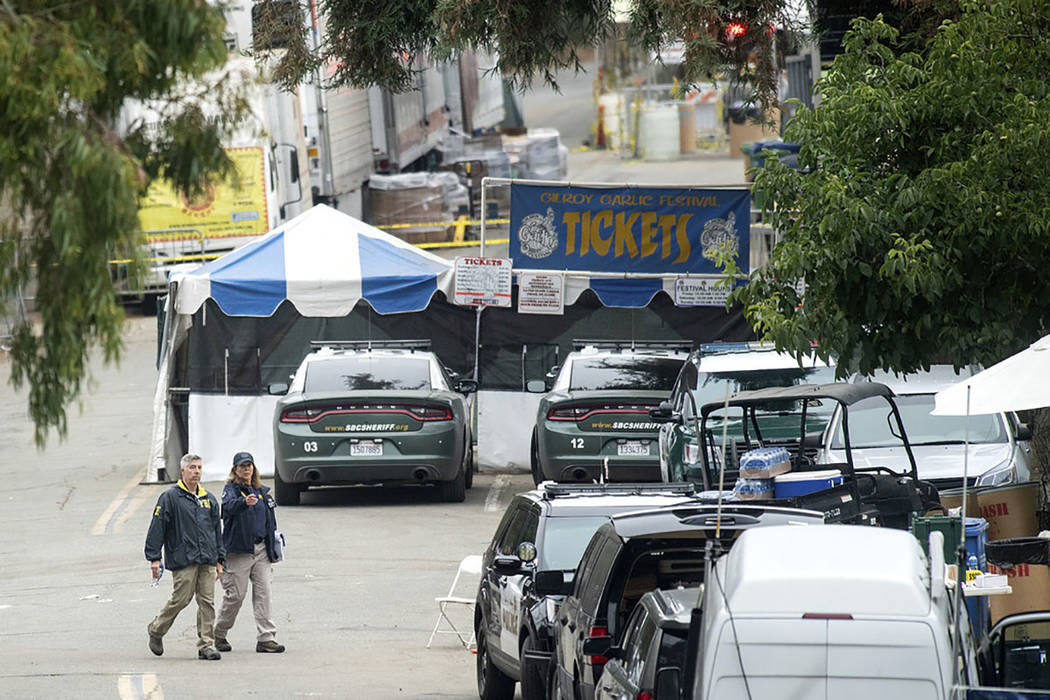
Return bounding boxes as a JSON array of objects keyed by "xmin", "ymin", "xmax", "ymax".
[
  {"xmin": 148, "ymin": 630, "xmax": 163, "ymax": 657},
  {"xmin": 256, "ymin": 640, "xmax": 285, "ymax": 653},
  {"xmin": 215, "ymin": 638, "xmax": 232, "ymax": 652},
  {"xmin": 198, "ymin": 647, "xmax": 221, "ymax": 661}
]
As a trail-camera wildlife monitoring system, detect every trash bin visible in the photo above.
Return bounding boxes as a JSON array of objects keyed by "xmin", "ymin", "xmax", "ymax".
[
  {"xmin": 912, "ymin": 515, "xmax": 990, "ymax": 636},
  {"xmin": 986, "ymin": 537, "xmax": 1050, "ymax": 626}
]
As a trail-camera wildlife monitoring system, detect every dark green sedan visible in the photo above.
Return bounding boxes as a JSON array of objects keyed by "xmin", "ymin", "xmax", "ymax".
[
  {"xmin": 528, "ymin": 342, "xmax": 689, "ymax": 484},
  {"xmin": 268, "ymin": 342, "xmax": 477, "ymax": 505}
]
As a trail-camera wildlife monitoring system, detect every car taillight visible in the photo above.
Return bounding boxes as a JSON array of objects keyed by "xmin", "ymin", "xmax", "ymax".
[
  {"xmin": 407, "ymin": 405, "xmax": 452, "ymax": 421},
  {"xmin": 587, "ymin": 625, "xmax": 608, "ymax": 665},
  {"xmin": 281, "ymin": 407, "xmax": 324, "ymax": 422},
  {"xmin": 802, "ymin": 612, "xmax": 853, "ymax": 620},
  {"xmin": 637, "ymin": 693, "xmax": 653, "ymax": 700},
  {"xmin": 548, "ymin": 405, "xmax": 589, "ymax": 421}
]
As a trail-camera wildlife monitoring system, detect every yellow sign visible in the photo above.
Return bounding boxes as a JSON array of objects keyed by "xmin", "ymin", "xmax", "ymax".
[{"xmin": 138, "ymin": 147, "xmax": 269, "ymax": 237}]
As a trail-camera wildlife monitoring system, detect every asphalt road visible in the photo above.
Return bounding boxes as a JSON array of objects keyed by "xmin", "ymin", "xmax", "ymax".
[{"xmin": 0, "ymin": 313, "xmax": 535, "ymax": 698}]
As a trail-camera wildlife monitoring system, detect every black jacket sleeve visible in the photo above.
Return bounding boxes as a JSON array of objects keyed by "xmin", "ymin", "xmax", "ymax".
[
  {"xmin": 144, "ymin": 492, "xmax": 169, "ymax": 562},
  {"xmin": 213, "ymin": 493, "xmax": 226, "ymax": 563},
  {"xmin": 222, "ymin": 483, "xmax": 248, "ymax": 519}
]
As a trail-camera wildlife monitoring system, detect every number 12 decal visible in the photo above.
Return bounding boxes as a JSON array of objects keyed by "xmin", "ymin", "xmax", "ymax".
[{"xmin": 570, "ymin": 438, "xmax": 585, "ymax": 449}]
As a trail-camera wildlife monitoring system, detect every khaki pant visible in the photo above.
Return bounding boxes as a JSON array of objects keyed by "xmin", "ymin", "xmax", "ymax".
[
  {"xmin": 148, "ymin": 563, "xmax": 217, "ymax": 650},
  {"xmin": 215, "ymin": 542, "xmax": 276, "ymax": 643}
]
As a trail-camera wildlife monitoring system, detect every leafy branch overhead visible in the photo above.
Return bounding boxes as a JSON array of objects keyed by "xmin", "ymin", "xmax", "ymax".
[
  {"xmin": 0, "ymin": 0, "xmax": 247, "ymax": 443},
  {"xmin": 256, "ymin": 0, "xmax": 807, "ymax": 109},
  {"xmin": 736, "ymin": 0, "xmax": 1050, "ymax": 375}
]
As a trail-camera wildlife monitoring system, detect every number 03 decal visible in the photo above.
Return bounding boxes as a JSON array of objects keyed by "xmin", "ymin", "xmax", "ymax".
[
  {"xmin": 570, "ymin": 438, "xmax": 585, "ymax": 449},
  {"xmin": 303, "ymin": 441, "xmax": 318, "ymax": 453}
]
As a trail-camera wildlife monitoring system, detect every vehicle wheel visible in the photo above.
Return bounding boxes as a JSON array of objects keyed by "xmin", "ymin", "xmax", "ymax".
[
  {"xmin": 530, "ymin": 432, "xmax": 543, "ymax": 486},
  {"xmin": 273, "ymin": 468, "xmax": 300, "ymax": 506},
  {"xmin": 520, "ymin": 634, "xmax": 545, "ymax": 700},
  {"xmin": 476, "ymin": 627, "xmax": 515, "ymax": 700},
  {"xmin": 439, "ymin": 463, "xmax": 466, "ymax": 503},
  {"xmin": 464, "ymin": 437, "xmax": 475, "ymax": 490}
]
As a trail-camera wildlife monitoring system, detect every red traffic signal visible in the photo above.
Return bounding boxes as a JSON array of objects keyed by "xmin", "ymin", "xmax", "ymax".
[{"xmin": 726, "ymin": 22, "xmax": 748, "ymax": 40}]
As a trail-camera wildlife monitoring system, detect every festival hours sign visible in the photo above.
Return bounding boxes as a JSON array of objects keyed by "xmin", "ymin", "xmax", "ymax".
[
  {"xmin": 674, "ymin": 277, "xmax": 733, "ymax": 307},
  {"xmin": 509, "ymin": 184, "xmax": 750, "ymax": 275}
]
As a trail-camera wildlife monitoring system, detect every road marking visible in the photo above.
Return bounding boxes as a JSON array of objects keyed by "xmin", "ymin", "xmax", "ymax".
[
  {"xmin": 92, "ymin": 472, "xmax": 153, "ymax": 536},
  {"xmin": 118, "ymin": 673, "xmax": 163, "ymax": 700},
  {"xmin": 484, "ymin": 475, "xmax": 510, "ymax": 512}
]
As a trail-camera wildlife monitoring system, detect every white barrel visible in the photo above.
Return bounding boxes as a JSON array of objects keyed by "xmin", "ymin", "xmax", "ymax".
[
  {"xmin": 599, "ymin": 93, "xmax": 622, "ymax": 151},
  {"xmin": 638, "ymin": 103, "xmax": 680, "ymax": 161}
]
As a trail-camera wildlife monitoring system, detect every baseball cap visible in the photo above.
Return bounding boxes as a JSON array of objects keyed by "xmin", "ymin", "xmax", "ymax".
[{"xmin": 233, "ymin": 451, "xmax": 255, "ymax": 466}]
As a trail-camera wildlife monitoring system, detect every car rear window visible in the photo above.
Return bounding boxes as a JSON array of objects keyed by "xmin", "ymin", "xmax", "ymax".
[
  {"xmin": 540, "ymin": 516, "xmax": 612, "ymax": 570},
  {"xmin": 569, "ymin": 357, "xmax": 683, "ymax": 391},
  {"xmin": 305, "ymin": 356, "xmax": 432, "ymax": 392}
]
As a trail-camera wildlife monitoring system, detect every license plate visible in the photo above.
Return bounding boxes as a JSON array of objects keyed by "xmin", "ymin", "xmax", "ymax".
[
  {"xmin": 350, "ymin": 443, "xmax": 382, "ymax": 457},
  {"xmin": 618, "ymin": 441, "xmax": 650, "ymax": 457}
]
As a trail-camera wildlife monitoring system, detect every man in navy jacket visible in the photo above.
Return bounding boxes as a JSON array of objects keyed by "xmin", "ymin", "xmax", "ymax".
[{"xmin": 145, "ymin": 454, "xmax": 225, "ymax": 660}]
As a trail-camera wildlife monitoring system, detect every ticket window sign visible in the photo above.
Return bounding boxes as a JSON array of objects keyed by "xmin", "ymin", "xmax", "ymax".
[
  {"xmin": 454, "ymin": 257, "xmax": 513, "ymax": 307},
  {"xmin": 517, "ymin": 272, "xmax": 564, "ymax": 315},
  {"xmin": 674, "ymin": 277, "xmax": 733, "ymax": 307}
]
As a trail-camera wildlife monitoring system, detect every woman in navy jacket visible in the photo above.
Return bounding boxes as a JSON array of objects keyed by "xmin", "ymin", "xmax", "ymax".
[{"xmin": 214, "ymin": 451, "xmax": 286, "ymax": 653}]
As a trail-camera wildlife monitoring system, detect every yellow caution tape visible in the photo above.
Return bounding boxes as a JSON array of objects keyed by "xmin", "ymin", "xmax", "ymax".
[{"xmin": 375, "ymin": 217, "xmax": 509, "ymax": 230}]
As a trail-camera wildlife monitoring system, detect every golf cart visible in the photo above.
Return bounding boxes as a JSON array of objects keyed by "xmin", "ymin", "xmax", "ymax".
[{"xmin": 653, "ymin": 381, "xmax": 941, "ymax": 528}]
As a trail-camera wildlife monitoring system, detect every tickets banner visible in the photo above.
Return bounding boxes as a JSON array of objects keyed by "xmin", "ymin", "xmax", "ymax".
[{"xmin": 509, "ymin": 183, "xmax": 750, "ymax": 274}]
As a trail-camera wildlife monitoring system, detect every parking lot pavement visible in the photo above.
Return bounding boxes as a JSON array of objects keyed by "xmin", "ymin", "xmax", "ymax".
[{"xmin": 0, "ymin": 312, "xmax": 536, "ymax": 698}]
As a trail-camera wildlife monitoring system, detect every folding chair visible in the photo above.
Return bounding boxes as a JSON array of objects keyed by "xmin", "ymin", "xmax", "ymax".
[{"xmin": 426, "ymin": 554, "xmax": 483, "ymax": 650}]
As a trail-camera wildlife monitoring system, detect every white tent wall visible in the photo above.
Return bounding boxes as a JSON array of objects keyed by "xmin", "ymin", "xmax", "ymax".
[
  {"xmin": 189, "ymin": 394, "xmax": 280, "ymax": 482},
  {"xmin": 477, "ymin": 391, "xmax": 545, "ymax": 472}
]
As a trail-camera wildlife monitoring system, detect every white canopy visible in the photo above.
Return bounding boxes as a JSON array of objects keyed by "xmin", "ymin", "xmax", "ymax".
[{"xmin": 932, "ymin": 333, "xmax": 1050, "ymax": 415}]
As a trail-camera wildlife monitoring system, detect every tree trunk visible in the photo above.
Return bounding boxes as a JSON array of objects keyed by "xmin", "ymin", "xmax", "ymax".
[{"xmin": 1021, "ymin": 407, "xmax": 1050, "ymax": 531}]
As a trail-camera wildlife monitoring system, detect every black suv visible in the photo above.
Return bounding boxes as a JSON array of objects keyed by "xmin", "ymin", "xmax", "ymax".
[
  {"xmin": 474, "ymin": 482, "xmax": 699, "ymax": 700},
  {"xmin": 546, "ymin": 503, "xmax": 825, "ymax": 700},
  {"xmin": 594, "ymin": 587, "xmax": 697, "ymax": 700}
]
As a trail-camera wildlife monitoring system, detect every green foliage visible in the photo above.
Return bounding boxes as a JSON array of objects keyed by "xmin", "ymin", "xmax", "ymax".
[
  {"xmin": 262, "ymin": 0, "xmax": 798, "ymax": 109},
  {"xmin": 0, "ymin": 0, "xmax": 240, "ymax": 444},
  {"xmin": 735, "ymin": 0, "xmax": 1050, "ymax": 374}
]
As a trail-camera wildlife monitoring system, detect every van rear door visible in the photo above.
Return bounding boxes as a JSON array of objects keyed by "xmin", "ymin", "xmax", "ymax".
[
  {"xmin": 706, "ymin": 618, "xmax": 826, "ymax": 700},
  {"xmin": 826, "ymin": 619, "xmax": 944, "ymax": 700}
]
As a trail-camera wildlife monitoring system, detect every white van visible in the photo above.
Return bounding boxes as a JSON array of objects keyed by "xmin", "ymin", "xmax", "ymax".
[{"xmin": 689, "ymin": 525, "xmax": 977, "ymax": 700}]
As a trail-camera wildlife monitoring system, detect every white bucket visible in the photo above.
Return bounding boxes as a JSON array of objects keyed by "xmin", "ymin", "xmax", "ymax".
[
  {"xmin": 599, "ymin": 93, "xmax": 622, "ymax": 151},
  {"xmin": 638, "ymin": 103, "xmax": 680, "ymax": 161}
]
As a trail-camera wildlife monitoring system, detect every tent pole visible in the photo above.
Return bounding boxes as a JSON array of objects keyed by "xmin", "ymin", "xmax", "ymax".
[
  {"xmin": 473, "ymin": 306, "xmax": 482, "ymax": 383},
  {"xmin": 480, "ymin": 177, "xmax": 488, "ymax": 258}
]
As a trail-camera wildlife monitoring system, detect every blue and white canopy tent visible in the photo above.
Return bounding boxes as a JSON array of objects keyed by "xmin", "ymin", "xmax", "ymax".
[
  {"xmin": 147, "ymin": 204, "xmax": 470, "ymax": 482},
  {"xmin": 146, "ymin": 200, "xmax": 756, "ymax": 482}
]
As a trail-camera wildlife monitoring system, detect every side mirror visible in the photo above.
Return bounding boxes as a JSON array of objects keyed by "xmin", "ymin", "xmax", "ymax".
[
  {"xmin": 650, "ymin": 401, "xmax": 681, "ymax": 424},
  {"xmin": 494, "ymin": 555, "xmax": 524, "ymax": 574},
  {"xmin": 268, "ymin": 382, "xmax": 289, "ymax": 396},
  {"xmin": 582, "ymin": 635, "xmax": 613, "ymax": 657},
  {"xmin": 802, "ymin": 431, "xmax": 824, "ymax": 448},
  {"xmin": 655, "ymin": 667, "xmax": 682, "ymax": 700},
  {"xmin": 526, "ymin": 379, "xmax": 547, "ymax": 393},
  {"xmin": 1017, "ymin": 423, "xmax": 1033, "ymax": 441},
  {"xmin": 534, "ymin": 570, "xmax": 564, "ymax": 595},
  {"xmin": 455, "ymin": 378, "xmax": 479, "ymax": 395}
]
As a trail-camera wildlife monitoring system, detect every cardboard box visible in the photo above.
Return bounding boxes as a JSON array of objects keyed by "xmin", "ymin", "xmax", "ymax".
[
  {"xmin": 977, "ymin": 481, "xmax": 1041, "ymax": 540},
  {"xmin": 939, "ymin": 487, "xmax": 982, "ymax": 518},
  {"xmin": 987, "ymin": 562, "xmax": 1050, "ymax": 625}
]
